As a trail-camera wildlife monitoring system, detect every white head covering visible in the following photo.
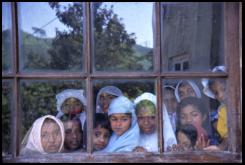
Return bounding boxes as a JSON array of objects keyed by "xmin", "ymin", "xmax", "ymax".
[
  {"xmin": 96, "ymin": 86, "xmax": 123, "ymax": 113},
  {"xmin": 55, "ymin": 89, "xmax": 87, "ymax": 130},
  {"xmin": 103, "ymin": 96, "xmax": 140, "ymax": 152},
  {"xmin": 56, "ymin": 89, "xmax": 87, "ymax": 118},
  {"xmin": 134, "ymin": 92, "xmax": 177, "ymax": 152},
  {"xmin": 21, "ymin": 115, "xmax": 65, "ymax": 154},
  {"xmin": 202, "ymin": 66, "xmax": 226, "ymax": 99},
  {"xmin": 174, "ymin": 80, "xmax": 201, "ymax": 102}
]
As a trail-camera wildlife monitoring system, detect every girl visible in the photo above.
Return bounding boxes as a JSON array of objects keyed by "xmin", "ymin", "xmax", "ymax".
[
  {"xmin": 175, "ymin": 80, "xmax": 201, "ymax": 103},
  {"xmin": 56, "ymin": 89, "xmax": 87, "ymax": 131},
  {"xmin": 93, "ymin": 113, "xmax": 111, "ymax": 151},
  {"xmin": 176, "ymin": 97, "xmax": 211, "ymax": 149},
  {"xmin": 202, "ymin": 66, "xmax": 228, "ymax": 151},
  {"xmin": 20, "ymin": 115, "xmax": 65, "ymax": 155},
  {"xmin": 133, "ymin": 92, "xmax": 177, "ymax": 152},
  {"xmin": 95, "ymin": 86, "xmax": 123, "ymax": 114},
  {"xmin": 102, "ymin": 96, "xmax": 140, "ymax": 152}
]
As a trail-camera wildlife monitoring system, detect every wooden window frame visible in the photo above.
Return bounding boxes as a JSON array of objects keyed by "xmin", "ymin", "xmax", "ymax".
[{"xmin": 2, "ymin": 2, "xmax": 241, "ymax": 163}]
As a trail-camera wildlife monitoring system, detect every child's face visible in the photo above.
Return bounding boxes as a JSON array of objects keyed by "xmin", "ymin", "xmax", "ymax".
[
  {"xmin": 41, "ymin": 120, "xmax": 62, "ymax": 153},
  {"xmin": 178, "ymin": 83, "xmax": 196, "ymax": 101},
  {"xmin": 177, "ymin": 131, "xmax": 193, "ymax": 151},
  {"xmin": 93, "ymin": 126, "xmax": 110, "ymax": 151},
  {"xmin": 210, "ymin": 80, "xmax": 226, "ymax": 103},
  {"xmin": 99, "ymin": 93, "xmax": 116, "ymax": 113},
  {"xmin": 109, "ymin": 113, "xmax": 131, "ymax": 136},
  {"xmin": 61, "ymin": 97, "xmax": 84, "ymax": 115},
  {"xmin": 164, "ymin": 89, "xmax": 177, "ymax": 113},
  {"xmin": 180, "ymin": 105, "xmax": 206, "ymax": 127},
  {"xmin": 137, "ymin": 107, "xmax": 156, "ymax": 134},
  {"xmin": 64, "ymin": 120, "xmax": 82, "ymax": 151}
]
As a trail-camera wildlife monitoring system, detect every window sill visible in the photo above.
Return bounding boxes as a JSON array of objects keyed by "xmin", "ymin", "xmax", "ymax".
[{"xmin": 3, "ymin": 151, "xmax": 242, "ymax": 163}]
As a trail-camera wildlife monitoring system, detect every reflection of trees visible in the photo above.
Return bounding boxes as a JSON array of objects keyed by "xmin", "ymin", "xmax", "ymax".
[
  {"xmin": 2, "ymin": 30, "xmax": 11, "ymax": 71},
  {"xmin": 19, "ymin": 2, "xmax": 153, "ymax": 71},
  {"xmin": 2, "ymin": 82, "xmax": 11, "ymax": 155}
]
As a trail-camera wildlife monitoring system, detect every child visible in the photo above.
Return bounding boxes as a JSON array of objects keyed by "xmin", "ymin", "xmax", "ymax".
[
  {"xmin": 176, "ymin": 97, "xmax": 211, "ymax": 149},
  {"xmin": 63, "ymin": 118, "xmax": 83, "ymax": 152},
  {"xmin": 163, "ymin": 85, "xmax": 178, "ymax": 132},
  {"xmin": 96, "ymin": 86, "xmax": 123, "ymax": 113},
  {"xmin": 202, "ymin": 66, "xmax": 228, "ymax": 151},
  {"xmin": 133, "ymin": 92, "xmax": 177, "ymax": 152},
  {"xmin": 175, "ymin": 80, "xmax": 201, "ymax": 102},
  {"xmin": 56, "ymin": 89, "xmax": 87, "ymax": 131},
  {"xmin": 102, "ymin": 96, "xmax": 140, "ymax": 152},
  {"xmin": 20, "ymin": 115, "xmax": 65, "ymax": 155},
  {"xmin": 93, "ymin": 113, "xmax": 111, "ymax": 151},
  {"xmin": 176, "ymin": 124, "xmax": 198, "ymax": 151}
]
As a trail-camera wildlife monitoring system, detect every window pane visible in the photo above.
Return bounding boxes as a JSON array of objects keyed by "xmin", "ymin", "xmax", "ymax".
[
  {"xmin": 18, "ymin": 2, "xmax": 84, "ymax": 72},
  {"xmin": 161, "ymin": 2, "xmax": 224, "ymax": 71},
  {"xmin": 92, "ymin": 79, "xmax": 159, "ymax": 153},
  {"xmin": 163, "ymin": 78, "xmax": 228, "ymax": 152},
  {"xmin": 93, "ymin": 2, "xmax": 154, "ymax": 72},
  {"xmin": 2, "ymin": 80, "xmax": 13, "ymax": 156},
  {"xmin": 2, "ymin": 2, "xmax": 13, "ymax": 73},
  {"xmin": 20, "ymin": 80, "xmax": 86, "ymax": 155}
]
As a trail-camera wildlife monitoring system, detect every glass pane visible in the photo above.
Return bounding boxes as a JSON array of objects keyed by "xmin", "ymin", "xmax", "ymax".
[
  {"xmin": 20, "ymin": 80, "xmax": 86, "ymax": 155},
  {"xmin": 93, "ymin": 2, "xmax": 154, "ymax": 72},
  {"xmin": 92, "ymin": 79, "xmax": 158, "ymax": 153},
  {"xmin": 2, "ymin": 80, "xmax": 13, "ymax": 156},
  {"xmin": 161, "ymin": 2, "xmax": 224, "ymax": 71},
  {"xmin": 2, "ymin": 2, "xmax": 13, "ymax": 73},
  {"xmin": 163, "ymin": 78, "xmax": 228, "ymax": 152},
  {"xmin": 18, "ymin": 2, "xmax": 84, "ymax": 72}
]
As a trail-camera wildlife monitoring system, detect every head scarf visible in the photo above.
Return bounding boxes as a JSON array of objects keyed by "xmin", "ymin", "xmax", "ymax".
[
  {"xmin": 134, "ymin": 92, "xmax": 177, "ymax": 152},
  {"xmin": 103, "ymin": 96, "xmax": 140, "ymax": 152},
  {"xmin": 96, "ymin": 86, "xmax": 123, "ymax": 113},
  {"xmin": 21, "ymin": 115, "xmax": 65, "ymax": 154},
  {"xmin": 175, "ymin": 80, "xmax": 201, "ymax": 102},
  {"xmin": 201, "ymin": 66, "xmax": 226, "ymax": 99},
  {"xmin": 56, "ymin": 89, "xmax": 87, "ymax": 130}
]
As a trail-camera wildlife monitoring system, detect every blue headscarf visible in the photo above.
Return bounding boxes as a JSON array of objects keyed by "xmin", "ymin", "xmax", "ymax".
[{"xmin": 103, "ymin": 96, "xmax": 140, "ymax": 152}]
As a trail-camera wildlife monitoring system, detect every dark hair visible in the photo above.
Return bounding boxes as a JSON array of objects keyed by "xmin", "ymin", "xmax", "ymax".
[
  {"xmin": 176, "ymin": 97, "xmax": 211, "ymax": 136},
  {"xmin": 94, "ymin": 113, "xmax": 112, "ymax": 134},
  {"xmin": 176, "ymin": 124, "xmax": 198, "ymax": 147}
]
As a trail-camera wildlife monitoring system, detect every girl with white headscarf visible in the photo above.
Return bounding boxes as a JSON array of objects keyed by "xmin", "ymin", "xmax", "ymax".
[
  {"xmin": 175, "ymin": 80, "xmax": 201, "ymax": 102},
  {"xmin": 134, "ymin": 92, "xmax": 177, "ymax": 152},
  {"xmin": 20, "ymin": 115, "xmax": 65, "ymax": 155},
  {"xmin": 102, "ymin": 96, "xmax": 140, "ymax": 152},
  {"xmin": 56, "ymin": 89, "xmax": 87, "ymax": 130},
  {"xmin": 96, "ymin": 86, "xmax": 123, "ymax": 113}
]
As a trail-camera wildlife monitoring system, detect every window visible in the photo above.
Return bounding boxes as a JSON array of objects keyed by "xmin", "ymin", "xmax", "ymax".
[{"xmin": 2, "ymin": 2, "xmax": 242, "ymax": 163}]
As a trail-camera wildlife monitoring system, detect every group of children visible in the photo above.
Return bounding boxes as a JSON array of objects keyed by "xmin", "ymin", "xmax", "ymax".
[{"xmin": 20, "ymin": 66, "xmax": 228, "ymax": 154}]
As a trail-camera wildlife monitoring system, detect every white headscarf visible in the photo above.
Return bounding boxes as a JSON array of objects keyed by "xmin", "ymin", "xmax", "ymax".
[
  {"xmin": 134, "ymin": 92, "xmax": 177, "ymax": 152},
  {"xmin": 55, "ymin": 89, "xmax": 87, "ymax": 130},
  {"xmin": 201, "ymin": 66, "xmax": 226, "ymax": 99},
  {"xmin": 103, "ymin": 96, "xmax": 140, "ymax": 152},
  {"xmin": 175, "ymin": 80, "xmax": 201, "ymax": 102},
  {"xmin": 21, "ymin": 115, "xmax": 65, "ymax": 154},
  {"xmin": 96, "ymin": 86, "xmax": 123, "ymax": 113}
]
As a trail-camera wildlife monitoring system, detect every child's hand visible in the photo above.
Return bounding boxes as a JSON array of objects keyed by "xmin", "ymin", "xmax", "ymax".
[
  {"xmin": 166, "ymin": 144, "xmax": 184, "ymax": 152},
  {"xmin": 195, "ymin": 134, "xmax": 210, "ymax": 150},
  {"xmin": 203, "ymin": 145, "xmax": 221, "ymax": 152},
  {"xmin": 133, "ymin": 146, "xmax": 147, "ymax": 152}
]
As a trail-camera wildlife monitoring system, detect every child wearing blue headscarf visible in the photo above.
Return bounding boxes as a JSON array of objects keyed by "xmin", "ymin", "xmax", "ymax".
[{"xmin": 102, "ymin": 96, "xmax": 140, "ymax": 152}]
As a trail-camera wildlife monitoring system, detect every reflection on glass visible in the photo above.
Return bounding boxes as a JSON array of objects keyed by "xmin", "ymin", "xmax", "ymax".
[
  {"xmin": 2, "ymin": 80, "xmax": 13, "ymax": 156},
  {"xmin": 19, "ymin": 79, "xmax": 86, "ymax": 153},
  {"xmin": 18, "ymin": 2, "xmax": 84, "ymax": 72},
  {"xmin": 93, "ymin": 79, "xmax": 158, "ymax": 152},
  {"xmin": 2, "ymin": 2, "xmax": 13, "ymax": 73},
  {"xmin": 161, "ymin": 2, "xmax": 224, "ymax": 71},
  {"xmin": 163, "ymin": 78, "xmax": 228, "ymax": 152},
  {"xmin": 93, "ymin": 2, "xmax": 154, "ymax": 72}
]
